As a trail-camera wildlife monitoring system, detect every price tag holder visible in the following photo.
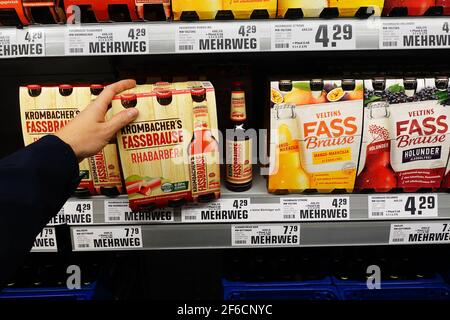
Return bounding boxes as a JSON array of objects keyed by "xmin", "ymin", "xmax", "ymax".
[
  {"xmin": 232, "ymin": 224, "xmax": 300, "ymax": 247},
  {"xmin": 0, "ymin": 28, "xmax": 17, "ymax": 58},
  {"xmin": 182, "ymin": 198, "xmax": 286, "ymax": 222},
  {"xmin": 72, "ymin": 226, "xmax": 143, "ymax": 251},
  {"xmin": 369, "ymin": 194, "xmax": 438, "ymax": 219},
  {"xmin": 65, "ymin": 25, "xmax": 149, "ymax": 56},
  {"xmin": 271, "ymin": 21, "xmax": 356, "ymax": 51},
  {"xmin": 105, "ymin": 199, "xmax": 174, "ymax": 223},
  {"xmin": 31, "ymin": 227, "xmax": 57, "ymax": 252},
  {"xmin": 380, "ymin": 18, "xmax": 450, "ymax": 49},
  {"xmin": 176, "ymin": 22, "xmax": 260, "ymax": 53},
  {"xmin": 282, "ymin": 197, "xmax": 350, "ymax": 221},
  {"xmin": 63, "ymin": 200, "xmax": 94, "ymax": 225},
  {"xmin": 15, "ymin": 28, "xmax": 45, "ymax": 57},
  {"xmin": 389, "ymin": 222, "xmax": 450, "ymax": 244}
]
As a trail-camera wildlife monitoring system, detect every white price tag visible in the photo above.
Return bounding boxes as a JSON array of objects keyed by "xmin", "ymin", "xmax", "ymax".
[
  {"xmin": 232, "ymin": 224, "xmax": 300, "ymax": 247},
  {"xmin": 271, "ymin": 21, "xmax": 356, "ymax": 51},
  {"xmin": 380, "ymin": 19, "xmax": 450, "ymax": 49},
  {"xmin": 63, "ymin": 200, "xmax": 93, "ymax": 225},
  {"xmin": 176, "ymin": 22, "xmax": 260, "ymax": 53},
  {"xmin": 182, "ymin": 199, "xmax": 286, "ymax": 222},
  {"xmin": 15, "ymin": 29, "xmax": 45, "ymax": 57},
  {"xmin": 31, "ymin": 227, "xmax": 57, "ymax": 252},
  {"xmin": 389, "ymin": 222, "xmax": 450, "ymax": 244},
  {"xmin": 0, "ymin": 28, "xmax": 17, "ymax": 58},
  {"xmin": 105, "ymin": 199, "xmax": 174, "ymax": 223},
  {"xmin": 282, "ymin": 197, "xmax": 350, "ymax": 221},
  {"xmin": 72, "ymin": 226, "xmax": 143, "ymax": 251},
  {"xmin": 369, "ymin": 194, "xmax": 438, "ymax": 219},
  {"xmin": 65, "ymin": 25, "xmax": 149, "ymax": 56}
]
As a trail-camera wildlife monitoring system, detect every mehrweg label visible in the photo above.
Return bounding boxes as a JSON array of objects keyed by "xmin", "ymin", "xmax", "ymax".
[
  {"xmin": 369, "ymin": 194, "xmax": 438, "ymax": 219},
  {"xmin": 176, "ymin": 23, "xmax": 260, "ymax": 53},
  {"xmin": 65, "ymin": 25, "xmax": 149, "ymax": 55},
  {"xmin": 389, "ymin": 222, "xmax": 450, "ymax": 244},
  {"xmin": 72, "ymin": 226, "xmax": 143, "ymax": 251},
  {"xmin": 31, "ymin": 227, "xmax": 57, "ymax": 252},
  {"xmin": 271, "ymin": 21, "xmax": 356, "ymax": 51},
  {"xmin": 380, "ymin": 19, "xmax": 450, "ymax": 49},
  {"xmin": 105, "ymin": 199, "xmax": 174, "ymax": 223},
  {"xmin": 282, "ymin": 197, "xmax": 350, "ymax": 221},
  {"xmin": 232, "ymin": 224, "xmax": 300, "ymax": 247}
]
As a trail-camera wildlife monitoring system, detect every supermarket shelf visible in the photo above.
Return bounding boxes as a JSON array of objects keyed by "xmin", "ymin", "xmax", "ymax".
[
  {"xmin": 2, "ymin": 17, "xmax": 450, "ymax": 58},
  {"xmin": 69, "ymin": 219, "xmax": 450, "ymax": 250},
  {"xmin": 57, "ymin": 173, "xmax": 450, "ymax": 226}
]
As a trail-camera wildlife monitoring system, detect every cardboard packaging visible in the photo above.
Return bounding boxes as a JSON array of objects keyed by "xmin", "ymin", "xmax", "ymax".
[
  {"xmin": 0, "ymin": 0, "xmax": 29, "ymax": 25},
  {"xmin": 22, "ymin": 0, "xmax": 65, "ymax": 24},
  {"xmin": 112, "ymin": 81, "xmax": 220, "ymax": 211},
  {"xmin": 269, "ymin": 79, "xmax": 364, "ymax": 193}
]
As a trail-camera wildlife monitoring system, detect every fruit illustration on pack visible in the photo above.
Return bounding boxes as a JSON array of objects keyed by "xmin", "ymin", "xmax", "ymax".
[
  {"xmin": 356, "ymin": 99, "xmax": 397, "ymax": 192},
  {"xmin": 269, "ymin": 79, "xmax": 364, "ymax": 193},
  {"xmin": 268, "ymin": 104, "xmax": 310, "ymax": 193},
  {"xmin": 363, "ymin": 77, "xmax": 450, "ymax": 192}
]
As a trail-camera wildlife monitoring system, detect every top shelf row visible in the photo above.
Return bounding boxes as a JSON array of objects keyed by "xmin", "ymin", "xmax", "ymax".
[
  {"xmin": 2, "ymin": 0, "xmax": 450, "ymax": 26},
  {"xmin": 1, "ymin": 17, "xmax": 450, "ymax": 58}
]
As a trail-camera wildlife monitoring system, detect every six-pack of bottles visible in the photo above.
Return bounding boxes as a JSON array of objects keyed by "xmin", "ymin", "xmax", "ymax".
[
  {"xmin": 2, "ymin": 0, "xmax": 450, "ymax": 25},
  {"xmin": 269, "ymin": 77, "xmax": 450, "ymax": 194}
]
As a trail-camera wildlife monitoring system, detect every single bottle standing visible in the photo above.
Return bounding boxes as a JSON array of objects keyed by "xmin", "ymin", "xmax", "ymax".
[{"xmin": 226, "ymin": 81, "xmax": 253, "ymax": 192}]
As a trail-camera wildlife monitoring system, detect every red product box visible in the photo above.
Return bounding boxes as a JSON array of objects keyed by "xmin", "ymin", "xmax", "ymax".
[
  {"xmin": 383, "ymin": 0, "xmax": 437, "ymax": 16},
  {"xmin": 0, "ymin": 0, "xmax": 30, "ymax": 25},
  {"xmin": 63, "ymin": 0, "xmax": 140, "ymax": 22},
  {"xmin": 22, "ymin": 0, "xmax": 65, "ymax": 24}
]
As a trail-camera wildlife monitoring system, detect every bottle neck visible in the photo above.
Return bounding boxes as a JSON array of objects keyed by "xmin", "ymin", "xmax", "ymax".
[{"xmin": 193, "ymin": 101, "xmax": 210, "ymax": 132}]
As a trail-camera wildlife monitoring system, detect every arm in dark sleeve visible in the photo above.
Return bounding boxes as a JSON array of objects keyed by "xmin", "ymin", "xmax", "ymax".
[{"xmin": 0, "ymin": 135, "xmax": 80, "ymax": 287}]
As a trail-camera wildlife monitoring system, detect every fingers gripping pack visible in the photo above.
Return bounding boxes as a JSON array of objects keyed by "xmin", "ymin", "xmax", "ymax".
[
  {"xmin": 358, "ymin": 78, "xmax": 450, "ymax": 192},
  {"xmin": 19, "ymin": 84, "xmax": 95, "ymax": 195},
  {"xmin": 19, "ymin": 84, "xmax": 124, "ymax": 196},
  {"xmin": 112, "ymin": 81, "xmax": 221, "ymax": 211},
  {"xmin": 269, "ymin": 79, "xmax": 364, "ymax": 193}
]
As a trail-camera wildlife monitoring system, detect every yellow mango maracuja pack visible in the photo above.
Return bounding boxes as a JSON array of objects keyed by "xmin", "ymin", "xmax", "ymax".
[
  {"xmin": 277, "ymin": 0, "xmax": 384, "ymax": 18},
  {"xmin": 112, "ymin": 81, "xmax": 220, "ymax": 211},
  {"xmin": 269, "ymin": 79, "xmax": 364, "ymax": 193},
  {"xmin": 172, "ymin": 0, "xmax": 276, "ymax": 20},
  {"xmin": 19, "ymin": 84, "xmax": 95, "ymax": 195}
]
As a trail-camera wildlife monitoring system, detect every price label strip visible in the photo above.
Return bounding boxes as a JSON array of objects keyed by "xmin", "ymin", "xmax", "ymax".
[
  {"xmin": 63, "ymin": 200, "xmax": 94, "ymax": 225},
  {"xmin": 369, "ymin": 194, "xmax": 438, "ymax": 219},
  {"xmin": 65, "ymin": 25, "xmax": 149, "ymax": 56},
  {"xmin": 15, "ymin": 28, "xmax": 45, "ymax": 57},
  {"xmin": 380, "ymin": 18, "xmax": 450, "ymax": 49},
  {"xmin": 271, "ymin": 21, "xmax": 356, "ymax": 51},
  {"xmin": 232, "ymin": 224, "xmax": 300, "ymax": 247},
  {"xmin": 72, "ymin": 226, "xmax": 143, "ymax": 251},
  {"xmin": 0, "ymin": 28, "xmax": 17, "ymax": 58},
  {"xmin": 105, "ymin": 199, "xmax": 174, "ymax": 224},
  {"xmin": 176, "ymin": 22, "xmax": 260, "ymax": 53},
  {"xmin": 282, "ymin": 196, "xmax": 350, "ymax": 221},
  {"xmin": 182, "ymin": 198, "xmax": 285, "ymax": 223},
  {"xmin": 31, "ymin": 227, "xmax": 57, "ymax": 252},
  {"xmin": 389, "ymin": 222, "xmax": 450, "ymax": 245}
]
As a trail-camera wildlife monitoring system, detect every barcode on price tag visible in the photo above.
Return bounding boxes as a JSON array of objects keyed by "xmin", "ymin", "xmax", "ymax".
[
  {"xmin": 31, "ymin": 227, "xmax": 57, "ymax": 252},
  {"xmin": 72, "ymin": 226, "xmax": 143, "ymax": 251},
  {"xmin": 389, "ymin": 222, "xmax": 450, "ymax": 244},
  {"xmin": 282, "ymin": 197, "xmax": 350, "ymax": 221},
  {"xmin": 369, "ymin": 194, "xmax": 438, "ymax": 219},
  {"xmin": 271, "ymin": 21, "xmax": 356, "ymax": 51},
  {"xmin": 65, "ymin": 25, "xmax": 149, "ymax": 56},
  {"xmin": 105, "ymin": 199, "xmax": 174, "ymax": 223},
  {"xmin": 176, "ymin": 22, "xmax": 260, "ymax": 53},
  {"xmin": 232, "ymin": 224, "xmax": 300, "ymax": 247},
  {"xmin": 380, "ymin": 19, "xmax": 450, "ymax": 49}
]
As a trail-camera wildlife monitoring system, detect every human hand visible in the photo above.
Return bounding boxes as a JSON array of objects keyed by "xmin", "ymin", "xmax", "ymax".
[{"xmin": 55, "ymin": 79, "xmax": 138, "ymax": 161}]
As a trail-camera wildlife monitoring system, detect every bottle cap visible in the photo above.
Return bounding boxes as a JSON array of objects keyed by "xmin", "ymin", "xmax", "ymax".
[
  {"xmin": 59, "ymin": 84, "xmax": 72, "ymax": 90},
  {"xmin": 90, "ymin": 84, "xmax": 104, "ymax": 90},
  {"xmin": 27, "ymin": 84, "xmax": 41, "ymax": 90},
  {"xmin": 121, "ymin": 93, "xmax": 137, "ymax": 101},
  {"xmin": 190, "ymin": 87, "xmax": 206, "ymax": 96},
  {"xmin": 155, "ymin": 89, "xmax": 172, "ymax": 99}
]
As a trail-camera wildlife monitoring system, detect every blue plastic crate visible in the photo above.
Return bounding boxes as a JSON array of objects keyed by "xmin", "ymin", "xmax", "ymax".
[
  {"xmin": 0, "ymin": 282, "xmax": 98, "ymax": 300},
  {"xmin": 223, "ymin": 278, "xmax": 339, "ymax": 300},
  {"xmin": 333, "ymin": 274, "xmax": 450, "ymax": 300}
]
